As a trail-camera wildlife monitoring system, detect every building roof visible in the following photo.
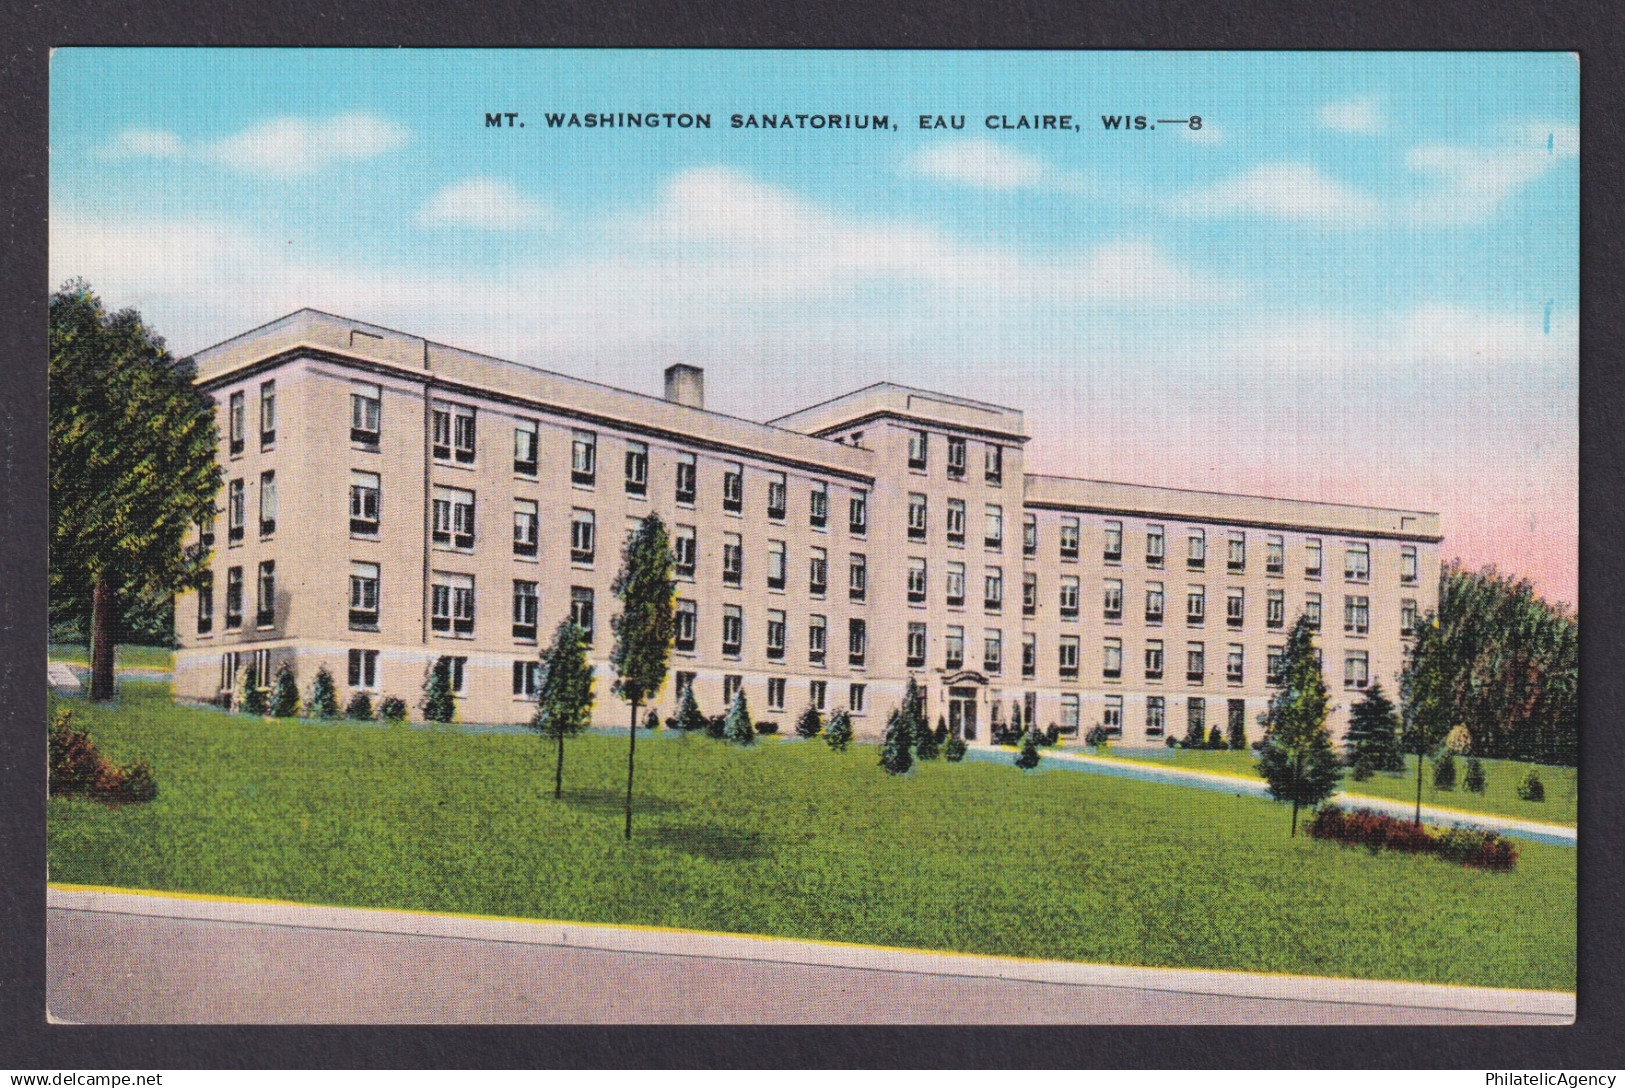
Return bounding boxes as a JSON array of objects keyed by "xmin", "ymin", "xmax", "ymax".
[{"xmin": 768, "ymin": 381, "xmax": 1027, "ymax": 442}]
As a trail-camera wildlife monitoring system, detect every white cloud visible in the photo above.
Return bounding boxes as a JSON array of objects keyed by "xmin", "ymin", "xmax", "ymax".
[
  {"xmin": 99, "ymin": 113, "xmax": 408, "ymax": 178},
  {"xmin": 1318, "ymin": 95, "xmax": 1386, "ymax": 135},
  {"xmin": 1170, "ymin": 162, "xmax": 1381, "ymax": 225},
  {"xmin": 911, "ymin": 139, "xmax": 1046, "ymax": 190},
  {"xmin": 417, "ymin": 178, "xmax": 552, "ymax": 230}
]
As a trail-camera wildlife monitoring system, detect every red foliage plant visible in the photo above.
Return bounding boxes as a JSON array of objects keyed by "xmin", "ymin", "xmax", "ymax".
[
  {"xmin": 1308, "ymin": 805, "xmax": 1517, "ymax": 871},
  {"xmin": 48, "ymin": 708, "xmax": 158, "ymax": 803}
]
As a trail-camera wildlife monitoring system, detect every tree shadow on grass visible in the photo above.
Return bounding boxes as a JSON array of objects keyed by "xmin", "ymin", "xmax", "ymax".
[
  {"xmin": 649, "ymin": 824, "xmax": 771, "ymax": 862},
  {"xmin": 560, "ymin": 787, "xmax": 682, "ymax": 816}
]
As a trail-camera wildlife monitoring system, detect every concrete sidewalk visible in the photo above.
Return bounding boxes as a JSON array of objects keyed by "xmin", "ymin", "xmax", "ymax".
[{"xmin": 47, "ymin": 885, "xmax": 1574, "ymax": 1025}]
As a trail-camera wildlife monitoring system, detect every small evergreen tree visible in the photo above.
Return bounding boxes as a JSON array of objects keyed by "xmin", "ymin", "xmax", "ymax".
[
  {"xmin": 1344, "ymin": 682, "xmax": 1403, "ymax": 771},
  {"xmin": 1184, "ymin": 713, "xmax": 1205, "ymax": 749},
  {"xmin": 344, "ymin": 690, "xmax": 374, "ymax": 721},
  {"xmin": 421, "ymin": 657, "xmax": 457, "ymax": 724},
  {"xmin": 378, "ymin": 695, "xmax": 408, "ymax": 722},
  {"xmin": 1206, "ymin": 725, "xmax": 1225, "ymax": 749},
  {"xmin": 706, "ymin": 713, "xmax": 727, "ymax": 739},
  {"xmin": 1227, "ymin": 713, "xmax": 1247, "ymax": 752},
  {"xmin": 1350, "ymin": 751, "xmax": 1375, "ymax": 781},
  {"xmin": 1464, "ymin": 757, "xmax": 1487, "ymax": 794},
  {"xmin": 309, "ymin": 666, "xmax": 340, "ymax": 719},
  {"xmin": 1432, "ymin": 749, "xmax": 1458, "ymax": 789},
  {"xmin": 644, "ymin": 709, "xmax": 661, "ymax": 731},
  {"xmin": 826, "ymin": 707, "xmax": 854, "ymax": 752},
  {"xmin": 944, "ymin": 733, "xmax": 967, "ymax": 762},
  {"xmin": 724, "ymin": 689, "xmax": 756, "ymax": 745},
  {"xmin": 914, "ymin": 713, "xmax": 940, "ymax": 761},
  {"xmin": 269, "ymin": 662, "xmax": 300, "ymax": 718},
  {"xmin": 677, "ymin": 684, "xmax": 706, "ymax": 732},
  {"xmin": 934, "ymin": 715, "xmax": 949, "ymax": 743},
  {"xmin": 880, "ymin": 707, "xmax": 913, "ymax": 775},
  {"xmin": 1517, "ymin": 767, "xmax": 1545, "ymax": 802},
  {"xmin": 1256, "ymin": 615, "xmax": 1342, "ymax": 835},
  {"xmin": 239, "ymin": 665, "xmax": 269, "ymax": 716},
  {"xmin": 1015, "ymin": 725, "xmax": 1042, "ymax": 770},
  {"xmin": 531, "ymin": 621, "xmax": 596, "ymax": 798},
  {"xmin": 795, "ymin": 705, "xmax": 823, "ymax": 739}
]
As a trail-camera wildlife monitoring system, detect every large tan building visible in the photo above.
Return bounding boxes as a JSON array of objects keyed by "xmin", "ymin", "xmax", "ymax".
[{"xmin": 175, "ymin": 310, "xmax": 1441, "ymax": 747}]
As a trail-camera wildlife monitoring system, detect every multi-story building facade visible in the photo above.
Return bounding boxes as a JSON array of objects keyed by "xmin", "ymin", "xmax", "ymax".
[{"xmin": 175, "ymin": 310, "xmax": 1441, "ymax": 746}]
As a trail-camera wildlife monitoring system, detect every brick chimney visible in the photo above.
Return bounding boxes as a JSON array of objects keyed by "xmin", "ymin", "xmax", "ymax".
[{"xmin": 663, "ymin": 364, "xmax": 704, "ymax": 410}]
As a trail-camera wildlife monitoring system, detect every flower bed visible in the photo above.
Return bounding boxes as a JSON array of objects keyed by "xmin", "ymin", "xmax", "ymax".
[{"xmin": 1308, "ymin": 805, "xmax": 1518, "ymax": 871}]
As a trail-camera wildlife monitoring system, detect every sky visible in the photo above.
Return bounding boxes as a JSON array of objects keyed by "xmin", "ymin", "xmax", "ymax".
[{"xmin": 49, "ymin": 50, "xmax": 1578, "ymax": 606}]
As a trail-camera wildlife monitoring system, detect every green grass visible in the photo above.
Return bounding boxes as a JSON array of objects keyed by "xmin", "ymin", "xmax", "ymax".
[
  {"xmin": 48, "ymin": 643, "xmax": 174, "ymax": 670},
  {"xmin": 47, "ymin": 684, "xmax": 1575, "ymax": 992},
  {"xmin": 1090, "ymin": 746, "xmax": 1576, "ymax": 827}
]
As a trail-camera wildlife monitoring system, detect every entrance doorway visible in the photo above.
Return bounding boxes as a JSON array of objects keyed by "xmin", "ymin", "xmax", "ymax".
[{"xmin": 948, "ymin": 687, "xmax": 978, "ymax": 741}]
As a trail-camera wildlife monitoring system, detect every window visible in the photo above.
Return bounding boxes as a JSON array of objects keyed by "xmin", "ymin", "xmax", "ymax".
[
  {"xmin": 1188, "ymin": 698, "xmax": 1206, "ymax": 738},
  {"xmin": 1227, "ymin": 644, "xmax": 1244, "ymax": 684},
  {"xmin": 1103, "ymin": 578, "xmax": 1123, "ymax": 621},
  {"xmin": 767, "ymin": 609, "xmax": 787, "ymax": 660},
  {"xmin": 1267, "ymin": 646, "xmax": 1285, "ymax": 686},
  {"xmin": 767, "ymin": 677, "xmax": 787, "ymax": 711},
  {"xmin": 984, "ymin": 567, "xmax": 1003, "ymax": 612},
  {"xmin": 985, "ymin": 505, "xmax": 1003, "ymax": 550},
  {"xmin": 512, "ymin": 580, "xmax": 538, "ymax": 641},
  {"xmin": 624, "ymin": 441, "xmax": 648, "ymax": 496},
  {"xmin": 722, "ymin": 532, "xmax": 743, "ymax": 585},
  {"xmin": 440, "ymin": 656, "xmax": 468, "ymax": 696},
  {"xmin": 350, "ymin": 470, "xmax": 380, "ymax": 535},
  {"xmin": 1145, "ymin": 640, "xmax": 1164, "ymax": 680},
  {"xmin": 570, "ymin": 430, "xmax": 597, "ymax": 486},
  {"xmin": 1187, "ymin": 642, "xmax": 1205, "ymax": 683},
  {"xmin": 674, "ymin": 599, "xmax": 697, "ymax": 652},
  {"xmin": 570, "ymin": 586, "xmax": 594, "ymax": 644},
  {"xmin": 350, "ymin": 383, "xmax": 382, "ymax": 448},
  {"xmin": 1267, "ymin": 535, "xmax": 1284, "ymax": 575},
  {"xmin": 1145, "ymin": 582, "xmax": 1165, "ymax": 624},
  {"xmin": 767, "ymin": 471, "xmax": 787, "ymax": 520},
  {"xmin": 1022, "ymin": 571, "xmax": 1038, "ymax": 616},
  {"xmin": 673, "ymin": 525, "xmax": 697, "ymax": 578},
  {"xmin": 1058, "ymin": 636, "xmax": 1080, "ymax": 679},
  {"xmin": 946, "ymin": 499, "xmax": 966, "ymax": 546},
  {"xmin": 227, "ymin": 479, "xmax": 245, "ymax": 543},
  {"xmin": 722, "ymin": 604, "xmax": 743, "ymax": 656},
  {"xmin": 1146, "ymin": 524, "xmax": 1165, "ymax": 567},
  {"xmin": 513, "ymin": 499, "xmax": 539, "ymax": 557},
  {"xmin": 513, "ymin": 419, "xmax": 538, "ymax": 476},
  {"xmin": 985, "ymin": 443, "xmax": 1003, "ymax": 485},
  {"xmin": 848, "ymin": 490, "xmax": 867, "ymax": 535},
  {"xmin": 907, "ymin": 557, "xmax": 927, "ymax": 604},
  {"xmin": 348, "ymin": 649, "xmax": 378, "ymax": 691},
  {"xmin": 196, "ymin": 572, "xmax": 214, "ymax": 634},
  {"xmin": 908, "ymin": 493, "xmax": 928, "ymax": 540},
  {"xmin": 258, "ymin": 470, "xmax": 277, "ymax": 537},
  {"xmin": 1344, "ymin": 594, "xmax": 1370, "ymax": 635},
  {"xmin": 809, "ymin": 481, "xmax": 828, "ymax": 528},
  {"xmin": 431, "ymin": 572, "xmax": 475, "ymax": 636},
  {"xmin": 713, "ymin": 461, "xmax": 740, "ymax": 512},
  {"xmin": 984, "ymin": 629, "xmax": 1003, "ymax": 674},
  {"xmin": 1305, "ymin": 592, "xmax": 1322, "ymax": 630},
  {"xmin": 1401, "ymin": 545, "xmax": 1419, "ymax": 584},
  {"xmin": 1188, "ymin": 528, "xmax": 1206, "ymax": 569},
  {"xmin": 1266, "ymin": 589, "xmax": 1285, "ymax": 629},
  {"xmin": 945, "ymin": 626, "xmax": 965, "ymax": 670},
  {"xmin": 849, "ymin": 553, "xmax": 867, "ymax": 602},
  {"xmin": 228, "ymin": 391, "xmax": 245, "ymax": 455},
  {"xmin": 225, "ymin": 567, "xmax": 243, "ymax": 628},
  {"xmin": 1226, "ymin": 587, "xmax": 1245, "ymax": 628},
  {"xmin": 809, "ymin": 679, "xmax": 827, "ymax": 711},
  {"xmin": 1060, "ymin": 517, "xmax": 1080, "ymax": 560},
  {"xmin": 1345, "ymin": 542, "xmax": 1370, "ymax": 583},
  {"xmin": 432, "ymin": 402, "xmax": 476, "ymax": 464},
  {"xmin": 1345, "ymin": 650, "xmax": 1370, "ymax": 690},
  {"xmin": 723, "ymin": 674, "xmax": 743, "ymax": 704},
  {"xmin": 907, "ymin": 622, "xmax": 927, "ymax": 668},
  {"xmin": 848, "ymin": 618, "xmax": 868, "ymax": 667},
  {"xmin": 811, "ymin": 547, "xmax": 830, "ymax": 596},
  {"xmin": 767, "ymin": 540, "xmax": 787, "ymax": 590},
  {"xmin": 946, "ymin": 436, "xmax": 967, "ymax": 479},
  {"xmin": 1104, "ymin": 520, "xmax": 1123, "ymax": 562},
  {"xmin": 674, "ymin": 671, "xmax": 697, "ymax": 699},
  {"xmin": 1146, "ymin": 696, "xmax": 1166, "ymax": 738},
  {"xmin": 1103, "ymin": 638, "xmax": 1122, "ymax": 679},
  {"xmin": 1022, "ymin": 634, "xmax": 1037, "ymax": 678},
  {"xmin": 256, "ymin": 560, "xmax": 276, "ymax": 627},
  {"xmin": 908, "ymin": 429, "xmax": 928, "ymax": 470},
  {"xmin": 675, "ymin": 452, "xmax": 697, "ymax": 505},
  {"xmin": 514, "ymin": 660, "xmax": 541, "ymax": 698},
  {"xmin": 1061, "ymin": 694, "xmax": 1081, "ymax": 735},
  {"xmin": 849, "ymin": 684, "xmax": 867, "ymax": 714},
  {"xmin": 808, "ymin": 615, "xmax": 827, "ymax": 665},
  {"xmin": 1187, "ymin": 585, "xmax": 1206, "ymax": 625},
  {"xmin": 1228, "ymin": 531, "xmax": 1246, "ymax": 573},
  {"xmin": 259, "ymin": 380, "xmax": 276, "ymax": 448},
  {"xmin": 570, "ymin": 508, "xmax": 596, "ymax": 565},
  {"xmin": 1103, "ymin": 695, "xmax": 1124, "ymax": 736},
  {"xmin": 1023, "ymin": 514, "xmax": 1038, "ymax": 557},
  {"xmin": 349, "ymin": 561, "xmax": 379, "ymax": 629},
  {"xmin": 433, "ymin": 487, "xmax": 476, "ymax": 550},
  {"xmin": 1401, "ymin": 598, "xmax": 1419, "ymax": 637},
  {"xmin": 946, "ymin": 562, "xmax": 966, "ymax": 607},
  {"xmin": 1306, "ymin": 538, "xmax": 1323, "ymax": 578},
  {"xmin": 199, "ymin": 510, "xmax": 216, "ymax": 549}
]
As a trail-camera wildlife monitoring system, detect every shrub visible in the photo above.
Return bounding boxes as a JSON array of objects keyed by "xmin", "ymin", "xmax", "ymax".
[
  {"xmin": 644, "ymin": 709, "xmax": 661, "ymax": 731},
  {"xmin": 1464, "ymin": 757, "xmax": 1487, "ymax": 794},
  {"xmin": 1165, "ymin": 736, "xmax": 1178, "ymax": 748},
  {"xmin": 269, "ymin": 662, "xmax": 301, "ymax": 718},
  {"xmin": 49, "ymin": 709, "xmax": 157, "ymax": 803},
  {"xmin": 664, "ymin": 716, "xmax": 678, "ymax": 730},
  {"xmin": 239, "ymin": 670, "xmax": 269, "ymax": 716},
  {"xmin": 677, "ymin": 685, "xmax": 707, "ymax": 732},
  {"xmin": 724, "ymin": 691, "xmax": 755, "ymax": 745},
  {"xmin": 944, "ymin": 734, "xmax": 967, "ymax": 762},
  {"xmin": 1350, "ymin": 753, "xmax": 1374, "ymax": 781},
  {"xmin": 706, "ymin": 714, "xmax": 728, "ymax": 740},
  {"xmin": 378, "ymin": 695, "xmax": 408, "ymax": 722},
  {"xmin": 914, "ymin": 716, "xmax": 941, "ymax": 761},
  {"xmin": 1432, "ymin": 750, "xmax": 1457, "ymax": 790},
  {"xmin": 1184, "ymin": 716, "xmax": 1205, "ymax": 749},
  {"xmin": 1206, "ymin": 726, "xmax": 1225, "ymax": 750},
  {"xmin": 795, "ymin": 705, "xmax": 823, "ymax": 739},
  {"xmin": 1226, "ymin": 716, "xmax": 1247, "ymax": 752},
  {"xmin": 880, "ymin": 708, "xmax": 913, "ymax": 775},
  {"xmin": 1042, "ymin": 725, "xmax": 1060, "ymax": 747},
  {"xmin": 1085, "ymin": 726, "xmax": 1107, "ymax": 748},
  {"xmin": 1015, "ymin": 726, "xmax": 1042, "ymax": 770},
  {"xmin": 934, "ymin": 716, "xmax": 949, "ymax": 744},
  {"xmin": 1307, "ymin": 805, "xmax": 1518, "ymax": 871},
  {"xmin": 1517, "ymin": 768, "xmax": 1545, "ymax": 802},
  {"xmin": 421, "ymin": 658, "xmax": 456, "ymax": 724},
  {"xmin": 308, "ymin": 666, "xmax": 340, "ymax": 719},
  {"xmin": 112, "ymin": 761, "xmax": 159, "ymax": 803},
  {"xmin": 826, "ymin": 708, "xmax": 854, "ymax": 752},
  {"xmin": 755, "ymin": 719, "xmax": 779, "ymax": 735},
  {"xmin": 345, "ymin": 691, "xmax": 375, "ymax": 721}
]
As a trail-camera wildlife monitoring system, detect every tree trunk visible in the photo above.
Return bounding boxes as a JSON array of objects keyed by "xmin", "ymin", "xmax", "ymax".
[
  {"xmin": 1414, "ymin": 748, "xmax": 1425, "ymax": 826},
  {"xmin": 90, "ymin": 574, "xmax": 116, "ymax": 702},
  {"xmin": 554, "ymin": 732, "xmax": 565, "ymax": 799},
  {"xmin": 624, "ymin": 698, "xmax": 639, "ymax": 841},
  {"xmin": 1290, "ymin": 751, "xmax": 1304, "ymax": 836}
]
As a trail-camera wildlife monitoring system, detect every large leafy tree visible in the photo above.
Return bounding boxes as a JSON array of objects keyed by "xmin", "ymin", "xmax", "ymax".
[
  {"xmin": 610, "ymin": 513, "xmax": 675, "ymax": 840},
  {"xmin": 531, "ymin": 620, "xmax": 596, "ymax": 798},
  {"xmin": 50, "ymin": 281, "xmax": 221, "ymax": 699},
  {"xmin": 1400, "ymin": 610, "xmax": 1453, "ymax": 826},
  {"xmin": 1256, "ymin": 615, "xmax": 1342, "ymax": 836}
]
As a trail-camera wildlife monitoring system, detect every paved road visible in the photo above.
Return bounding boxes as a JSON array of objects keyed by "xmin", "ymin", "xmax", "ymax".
[{"xmin": 47, "ymin": 887, "xmax": 1573, "ymax": 1026}]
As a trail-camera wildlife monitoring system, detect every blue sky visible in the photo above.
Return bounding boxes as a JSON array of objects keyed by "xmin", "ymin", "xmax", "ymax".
[{"xmin": 49, "ymin": 50, "xmax": 1579, "ymax": 602}]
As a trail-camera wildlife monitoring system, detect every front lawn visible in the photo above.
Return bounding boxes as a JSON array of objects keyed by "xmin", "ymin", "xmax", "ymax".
[
  {"xmin": 47, "ymin": 643, "xmax": 175, "ymax": 670},
  {"xmin": 47, "ymin": 684, "xmax": 1575, "ymax": 992}
]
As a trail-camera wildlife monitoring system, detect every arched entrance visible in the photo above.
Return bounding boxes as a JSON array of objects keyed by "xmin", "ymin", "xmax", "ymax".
[{"xmin": 940, "ymin": 671, "xmax": 989, "ymax": 741}]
